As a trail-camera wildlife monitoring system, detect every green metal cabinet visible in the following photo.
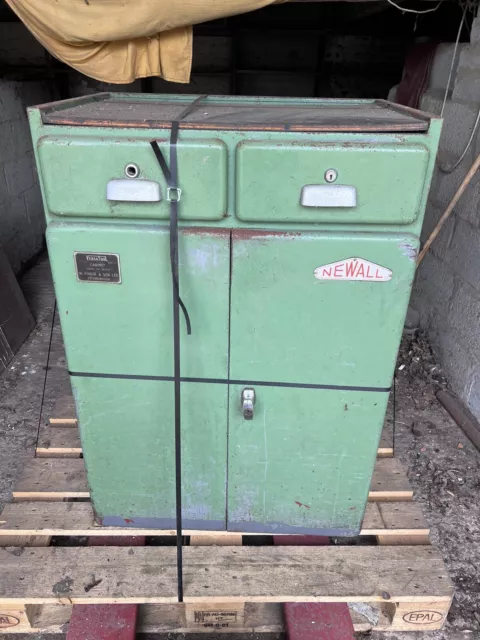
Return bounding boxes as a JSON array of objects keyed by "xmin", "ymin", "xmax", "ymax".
[{"xmin": 29, "ymin": 95, "xmax": 441, "ymax": 535}]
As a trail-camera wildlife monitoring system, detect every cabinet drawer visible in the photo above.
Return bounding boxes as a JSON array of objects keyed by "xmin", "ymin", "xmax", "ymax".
[
  {"xmin": 235, "ymin": 142, "xmax": 429, "ymax": 224},
  {"xmin": 38, "ymin": 136, "xmax": 227, "ymax": 220}
]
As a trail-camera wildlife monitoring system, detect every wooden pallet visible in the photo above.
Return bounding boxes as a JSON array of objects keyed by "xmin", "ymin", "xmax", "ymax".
[{"xmin": 0, "ymin": 417, "xmax": 453, "ymax": 635}]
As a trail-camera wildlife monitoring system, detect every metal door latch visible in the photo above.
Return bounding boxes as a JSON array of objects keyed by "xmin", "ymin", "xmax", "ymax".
[{"xmin": 241, "ymin": 388, "xmax": 256, "ymax": 420}]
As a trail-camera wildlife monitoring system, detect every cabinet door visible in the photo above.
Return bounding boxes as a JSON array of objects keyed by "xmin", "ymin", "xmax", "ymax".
[
  {"xmin": 48, "ymin": 223, "xmax": 230, "ymax": 528},
  {"xmin": 227, "ymin": 230, "xmax": 416, "ymax": 534}
]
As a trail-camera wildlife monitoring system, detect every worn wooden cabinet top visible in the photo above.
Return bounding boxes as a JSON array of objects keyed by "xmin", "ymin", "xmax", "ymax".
[{"xmin": 37, "ymin": 94, "xmax": 435, "ymax": 133}]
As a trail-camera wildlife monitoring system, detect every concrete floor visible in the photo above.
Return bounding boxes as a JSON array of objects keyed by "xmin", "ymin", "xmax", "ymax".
[{"xmin": 0, "ymin": 254, "xmax": 479, "ymax": 639}]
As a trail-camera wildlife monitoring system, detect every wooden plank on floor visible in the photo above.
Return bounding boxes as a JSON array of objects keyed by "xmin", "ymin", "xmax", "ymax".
[
  {"xmin": 369, "ymin": 458, "xmax": 412, "ymax": 501},
  {"xmin": 0, "ymin": 545, "xmax": 453, "ymax": 605},
  {"xmin": 12, "ymin": 458, "xmax": 89, "ymax": 500},
  {"xmin": 0, "ymin": 501, "xmax": 427, "ymax": 540},
  {"xmin": 66, "ymin": 536, "xmax": 144, "ymax": 640},
  {"xmin": 11, "ymin": 457, "xmax": 413, "ymax": 502},
  {"xmin": 43, "ymin": 420, "xmax": 395, "ymax": 457},
  {"xmin": 378, "ymin": 420, "xmax": 394, "ymax": 457},
  {"xmin": 24, "ymin": 601, "xmax": 393, "ymax": 634},
  {"xmin": 49, "ymin": 395, "xmax": 76, "ymax": 425},
  {"xmin": 36, "ymin": 427, "xmax": 82, "ymax": 458},
  {"xmin": 49, "ymin": 418, "xmax": 78, "ymax": 426}
]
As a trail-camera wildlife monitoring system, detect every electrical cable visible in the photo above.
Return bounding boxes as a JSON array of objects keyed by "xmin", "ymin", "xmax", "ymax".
[
  {"xmin": 34, "ymin": 300, "xmax": 57, "ymax": 457},
  {"xmin": 386, "ymin": 0, "xmax": 443, "ymax": 14},
  {"xmin": 437, "ymin": 2, "xmax": 480, "ymax": 173},
  {"xmin": 438, "ymin": 107, "xmax": 480, "ymax": 173},
  {"xmin": 441, "ymin": 5, "xmax": 467, "ymax": 117}
]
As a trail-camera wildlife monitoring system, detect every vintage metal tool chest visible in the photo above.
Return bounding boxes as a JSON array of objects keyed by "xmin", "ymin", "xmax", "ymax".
[{"xmin": 29, "ymin": 95, "xmax": 441, "ymax": 535}]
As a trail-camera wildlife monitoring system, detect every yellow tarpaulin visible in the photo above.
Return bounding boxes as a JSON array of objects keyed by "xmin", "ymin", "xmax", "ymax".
[{"xmin": 5, "ymin": 0, "xmax": 278, "ymax": 84}]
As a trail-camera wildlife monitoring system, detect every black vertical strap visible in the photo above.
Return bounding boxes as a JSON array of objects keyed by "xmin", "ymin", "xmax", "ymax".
[
  {"xmin": 392, "ymin": 372, "xmax": 396, "ymax": 454},
  {"xmin": 149, "ymin": 95, "xmax": 205, "ymax": 604},
  {"xmin": 170, "ymin": 120, "xmax": 184, "ymax": 603}
]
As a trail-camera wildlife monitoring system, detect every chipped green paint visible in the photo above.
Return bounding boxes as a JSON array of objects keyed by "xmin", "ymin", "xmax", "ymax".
[{"xmin": 29, "ymin": 95, "xmax": 441, "ymax": 533}]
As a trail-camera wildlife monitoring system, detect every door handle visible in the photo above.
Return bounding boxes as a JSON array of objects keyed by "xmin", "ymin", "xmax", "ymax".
[
  {"xmin": 300, "ymin": 184, "xmax": 357, "ymax": 208},
  {"xmin": 241, "ymin": 388, "xmax": 256, "ymax": 420},
  {"xmin": 106, "ymin": 179, "xmax": 161, "ymax": 202}
]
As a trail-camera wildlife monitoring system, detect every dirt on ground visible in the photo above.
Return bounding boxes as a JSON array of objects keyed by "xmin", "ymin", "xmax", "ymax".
[
  {"xmin": 361, "ymin": 331, "xmax": 480, "ymax": 640},
  {"xmin": 0, "ymin": 257, "xmax": 479, "ymax": 639}
]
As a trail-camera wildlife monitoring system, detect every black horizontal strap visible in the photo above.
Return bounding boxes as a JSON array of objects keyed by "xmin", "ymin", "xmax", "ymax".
[{"xmin": 68, "ymin": 370, "xmax": 390, "ymax": 393}]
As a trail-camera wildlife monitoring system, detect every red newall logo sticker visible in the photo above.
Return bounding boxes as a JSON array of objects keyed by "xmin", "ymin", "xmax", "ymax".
[{"xmin": 314, "ymin": 257, "xmax": 392, "ymax": 282}]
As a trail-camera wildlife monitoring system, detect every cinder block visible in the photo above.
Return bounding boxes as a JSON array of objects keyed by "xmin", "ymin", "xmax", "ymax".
[
  {"xmin": 433, "ymin": 326, "xmax": 478, "ymax": 400},
  {"xmin": 454, "ymin": 173, "xmax": 480, "ymax": 227},
  {"xmin": 0, "ymin": 81, "xmax": 23, "ymax": 122},
  {"xmin": 445, "ymin": 217, "xmax": 480, "ymax": 288},
  {"xmin": 453, "ymin": 43, "xmax": 480, "ymax": 101},
  {"xmin": 421, "ymin": 198, "xmax": 444, "ymax": 243},
  {"xmin": 472, "ymin": 16, "xmax": 480, "ymax": 45},
  {"xmin": 23, "ymin": 185, "xmax": 46, "ymax": 237},
  {"xmin": 0, "ymin": 121, "xmax": 17, "ymax": 164},
  {"xmin": 421, "ymin": 91, "xmax": 480, "ymax": 162},
  {"xmin": 448, "ymin": 282, "xmax": 480, "ymax": 356},
  {"xmin": 439, "ymin": 101, "xmax": 479, "ymax": 160},
  {"xmin": 0, "ymin": 195, "xmax": 30, "ymax": 243},
  {"xmin": 430, "ymin": 212, "xmax": 456, "ymax": 261},
  {"xmin": 10, "ymin": 116, "xmax": 34, "ymax": 157},
  {"xmin": 428, "ymin": 43, "xmax": 469, "ymax": 92},
  {"xmin": 0, "ymin": 166, "xmax": 8, "ymax": 207},
  {"xmin": 1, "ymin": 232, "xmax": 22, "ymax": 274},
  {"xmin": 412, "ymin": 251, "xmax": 455, "ymax": 319},
  {"xmin": 465, "ymin": 367, "xmax": 480, "ymax": 420},
  {"xmin": 4, "ymin": 155, "xmax": 35, "ymax": 196}
]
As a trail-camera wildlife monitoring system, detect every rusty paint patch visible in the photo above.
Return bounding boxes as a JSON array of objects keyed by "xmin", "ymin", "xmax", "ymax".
[
  {"xmin": 399, "ymin": 240, "xmax": 418, "ymax": 262},
  {"xmin": 295, "ymin": 501, "xmax": 311, "ymax": 509},
  {"xmin": 233, "ymin": 229, "xmax": 301, "ymax": 241},
  {"xmin": 124, "ymin": 518, "xmax": 134, "ymax": 524},
  {"xmin": 182, "ymin": 227, "xmax": 230, "ymax": 238}
]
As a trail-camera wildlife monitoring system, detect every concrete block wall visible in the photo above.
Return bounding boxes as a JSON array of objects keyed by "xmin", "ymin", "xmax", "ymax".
[
  {"xmin": 0, "ymin": 81, "xmax": 53, "ymax": 274},
  {"xmin": 411, "ymin": 22, "xmax": 480, "ymax": 419}
]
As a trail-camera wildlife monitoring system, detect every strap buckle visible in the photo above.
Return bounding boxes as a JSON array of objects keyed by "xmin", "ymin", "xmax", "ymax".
[{"xmin": 167, "ymin": 187, "xmax": 182, "ymax": 202}]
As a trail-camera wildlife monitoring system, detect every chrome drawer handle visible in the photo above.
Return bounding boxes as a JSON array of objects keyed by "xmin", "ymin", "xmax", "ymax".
[
  {"xmin": 300, "ymin": 184, "xmax": 357, "ymax": 208},
  {"xmin": 241, "ymin": 388, "xmax": 256, "ymax": 420},
  {"xmin": 106, "ymin": 179, "xmax": 161, "ymax": 202}
]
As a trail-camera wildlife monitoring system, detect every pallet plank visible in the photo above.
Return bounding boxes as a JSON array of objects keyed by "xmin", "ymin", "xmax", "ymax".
[
  {"xmin": 12, "ymin": 457, "xmax": 412, "ymax": 501},
  {"xmin": 369, "ymin": 458, "xmax": 412, "ymax": 501},
  {"xmin": 50, "ymin": 396, "xmax": 76, "ymax": 423},
  {"xmin": 12, "ymin": 459, "xmax": 89, "ymax": 500},
  {"xmin": 0, "ymin": 501, "xmax": 427, "ymax": 540},
  {"xmin": 36, "ymin": 427, "xmax": 82, "ymax": 458},
  {"xmin": 21, "ymin": 602, "xmax": 393, "ymax": 634},
  {"xmin": 41, "ymin": 420, "xmax": 395, "ymax": 457},
  {"xmin": 378, "ymin": 420, "xmax": 394, "ymax": 457},
  {"xmin": 0, "ymin": 545, "xmax": 453, "ymax": 605}
]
